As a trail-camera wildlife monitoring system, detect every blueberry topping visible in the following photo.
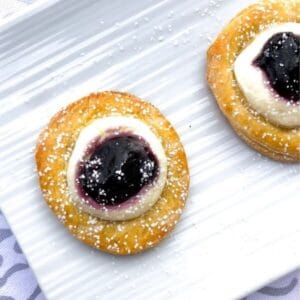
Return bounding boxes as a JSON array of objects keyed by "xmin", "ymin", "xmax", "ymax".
[
  {"xmin": 254, "ymin": 32, "xmax": 300, "ymax": 103},
  {"xmin": 77, "ymin": 135, "xmax": 158, "ymax": 206}
]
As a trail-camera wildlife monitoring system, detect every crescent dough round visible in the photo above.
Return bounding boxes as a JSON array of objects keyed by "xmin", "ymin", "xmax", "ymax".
[{"xmin": 35, "ymin": 91, "xmax": 189, "ymax": 255}]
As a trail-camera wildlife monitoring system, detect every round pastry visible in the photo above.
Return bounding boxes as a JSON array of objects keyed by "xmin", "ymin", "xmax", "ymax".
[
  {"xmin": 35, "ymin": 91, "xmax": 189, "ymax": 255},
  {"xmin": 207, "ymin": 0, "xmax": 300, "ymax": 161}
]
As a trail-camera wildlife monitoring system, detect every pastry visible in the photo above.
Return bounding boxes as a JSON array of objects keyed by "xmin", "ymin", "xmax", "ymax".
[
  {"xmin": 207, "ymin": 0, "xmax": 300, "ymax": 161},
  {"xmin": 36, "ymin": 92, "xmax": 189, "ymax": 255}
]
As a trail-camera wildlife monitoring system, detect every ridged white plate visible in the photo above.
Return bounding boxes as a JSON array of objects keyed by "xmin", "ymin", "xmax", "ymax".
[{"xmin": 0, "ymin": 0, "xmax": 299, "ymax": 299}]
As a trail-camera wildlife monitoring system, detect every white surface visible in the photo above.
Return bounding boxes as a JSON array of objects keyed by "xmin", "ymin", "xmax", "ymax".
[
  {"xmin": 0, "ymin": 0, "xmax": 299, "ymax": 299},
  {"xmin": 234, "ymin": 22, "xmax": 300, "ymax": 128},
  {"xmin": 0, "ymin": 0, "xmax": 27, "ymax": 19}
]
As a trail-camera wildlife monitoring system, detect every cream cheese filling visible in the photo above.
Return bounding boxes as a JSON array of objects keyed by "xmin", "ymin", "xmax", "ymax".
[
  {"xmin": 67, "ymin": 116, "xmax": 167, "ymax": 221},
  {"xmin": 234, "ymin": 23, "xmax": 300, "ymax": 128}
]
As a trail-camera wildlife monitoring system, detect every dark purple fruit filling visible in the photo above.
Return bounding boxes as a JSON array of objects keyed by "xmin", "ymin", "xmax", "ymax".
[
  {"xmin": 77, "ymin": 135, "xmax": 158, "ymax": 206},
  {"xmin": 253, "ymin": 32, "xmax": 300, "ymax": 103}
]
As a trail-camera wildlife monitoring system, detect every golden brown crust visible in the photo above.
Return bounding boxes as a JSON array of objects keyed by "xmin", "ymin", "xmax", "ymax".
[
  {"xmin": 35, "ymin": 91, "xmax": 189, "ymax": 255},
  {"xmin": 207, "ymin": 0, "xmax": 300, "ymax": 162}
]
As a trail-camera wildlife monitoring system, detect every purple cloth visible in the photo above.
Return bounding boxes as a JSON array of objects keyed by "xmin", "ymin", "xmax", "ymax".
[{"xmin": 0, "ymin": 211, "xmax": 45, "ymax": 300}]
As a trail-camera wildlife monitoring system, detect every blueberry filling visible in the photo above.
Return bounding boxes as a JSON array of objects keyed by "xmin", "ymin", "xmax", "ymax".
[
  {"xmin": 253, "ymin": 32, "xmax": 300, "ymax": 103},
  {"xmin": 77, "ymin": 135, "xmax": 158, "ymax": 206}
]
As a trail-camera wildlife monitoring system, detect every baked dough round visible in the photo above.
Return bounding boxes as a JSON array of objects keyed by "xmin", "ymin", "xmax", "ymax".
[
  {"xmin": 207, "ymin": 0, "xmax": 300, "ymax": 162},
  {"xmin": 36, "ymin": 91, "xmax": 189, "ymax": 255}
]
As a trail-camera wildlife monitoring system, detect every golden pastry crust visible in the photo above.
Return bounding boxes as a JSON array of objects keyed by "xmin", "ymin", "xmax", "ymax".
[
  {"xmin": 35, "ymin": 91, "xmax": 189, "ymax": 255},
  {"xmin": 207, "ymin": 0, "xmax": 300, "ymax": 162}
]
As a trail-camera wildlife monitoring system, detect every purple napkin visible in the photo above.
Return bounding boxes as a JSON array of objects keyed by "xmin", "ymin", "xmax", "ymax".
[{"xmin": 0, "ymin": 211, "xmax": 45, "ymax": 300}]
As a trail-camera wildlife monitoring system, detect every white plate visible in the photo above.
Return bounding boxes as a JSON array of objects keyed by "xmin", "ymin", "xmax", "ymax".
[{"xmin": 0, "ymin": 0, "xmax": 299, "ymax": 299}]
